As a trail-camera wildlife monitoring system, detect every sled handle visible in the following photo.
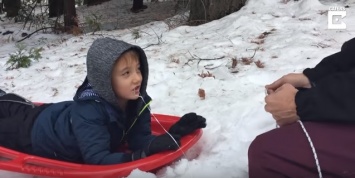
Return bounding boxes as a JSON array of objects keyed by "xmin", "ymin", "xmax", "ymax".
[
  {"xmin": 0, "ymin": 154, "xmax": 65, "ymax": 176},
  {"xmin": 22, "ymin": 163, "xmax": 65, "ymax": 177},
  {"xmin": 0, "ymin": 148, "xmax": 77, "ymax": 177}
]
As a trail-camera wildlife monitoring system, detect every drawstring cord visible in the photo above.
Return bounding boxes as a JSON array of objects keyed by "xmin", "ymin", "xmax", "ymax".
[
  {"xmin": 297, "ymin": 120, "xmax": 323, "ymax": 178},
  {"xmin": 267, "ymin": 88, "xmax": 322, "ymax": 178},
  {"xmin": 276, "ymin": 121, "xmax": 323, "ymax": 178},
  {"xmin": 138, "ymin": 95, "xmax": 187, "ymax": 158}
]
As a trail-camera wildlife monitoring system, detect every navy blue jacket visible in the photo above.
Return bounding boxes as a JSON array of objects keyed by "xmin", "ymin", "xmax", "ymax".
[{"xmin": 31, "ymin": 85, "xmax": 155, "ymax": 165}]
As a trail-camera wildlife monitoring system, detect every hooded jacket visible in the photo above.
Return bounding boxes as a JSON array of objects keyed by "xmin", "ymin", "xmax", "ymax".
[
  {"xmin": 296, "ymin": 37, "xmax": 355, "ymax": 122},
  {"xmin": 31, "ymin": 38, "xmax": 155, "ymax": 165}
]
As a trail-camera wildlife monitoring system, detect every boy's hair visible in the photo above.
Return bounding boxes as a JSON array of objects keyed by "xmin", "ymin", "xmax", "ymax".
[{"xmin": 114, "ymin": 50, "xmax": 140, "ymax": 67}]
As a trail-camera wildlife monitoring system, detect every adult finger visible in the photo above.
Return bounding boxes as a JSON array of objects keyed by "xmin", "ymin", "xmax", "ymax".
[
  {"xmin": 265, "ymin": 78, "xmax": 284, "ymax": 91},
  {"xmin": 264, "ymin": 103, "xmax": 272, "ymax": 112},
  {"xmin": 266, "ymin": 89, "xmax": 275, "ymax": 95},
  {"xmin": 264, "ymin": 94, "xmax": 275, "ymax": 106},
  {"xmin": 275, "ymin": 86, "xmax": 282, "ymax": 93}
]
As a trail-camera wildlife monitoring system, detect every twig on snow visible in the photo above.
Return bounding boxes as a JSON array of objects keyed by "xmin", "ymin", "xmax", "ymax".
[
  {"xmin": 142, "ymin": 27, "xmax": 164, "ymax": 49},
  {"xmin": 17, "ymin": 27, "xmax": 56, "ymax": 42},
  {"xmin": 184, "ymin": 50, "xmax": 225, "ymax": 67}
]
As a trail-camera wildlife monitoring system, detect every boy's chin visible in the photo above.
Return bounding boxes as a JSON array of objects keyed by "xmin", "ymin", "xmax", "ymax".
[
  {"xmin": 128, "ymin": 95, "xmax": 140, "ymax": 100},
  {"xmin": 118, "ymin": 94, "xmax": 140, "ymax": 101}
]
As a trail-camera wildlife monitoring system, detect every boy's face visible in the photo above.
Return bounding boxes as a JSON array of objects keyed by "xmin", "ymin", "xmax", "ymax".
[{"xmin": 112, "ymin": 51, "xmax": 142, "ymax": 102}]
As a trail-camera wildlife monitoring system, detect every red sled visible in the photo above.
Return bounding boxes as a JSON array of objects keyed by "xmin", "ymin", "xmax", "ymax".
[{"xmin": 0, "ymin": 114, "xmax": 203, "ymax": 178}]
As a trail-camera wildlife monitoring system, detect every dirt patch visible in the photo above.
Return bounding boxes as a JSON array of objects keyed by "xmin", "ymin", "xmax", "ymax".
[{"xmin": 77, "ymin": 0, "xmax": 183, "ymax": 32}]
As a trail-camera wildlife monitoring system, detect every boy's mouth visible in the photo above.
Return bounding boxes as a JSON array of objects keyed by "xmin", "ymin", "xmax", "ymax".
[{"xmin": 133, "ymin": 86, "xmax": 140, "ymax": 94}]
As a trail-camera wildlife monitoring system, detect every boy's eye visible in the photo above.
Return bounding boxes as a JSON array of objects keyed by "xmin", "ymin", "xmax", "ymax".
[{"xmin": 123, "ymin": 71, "xmax": 129, "ymax": 76}]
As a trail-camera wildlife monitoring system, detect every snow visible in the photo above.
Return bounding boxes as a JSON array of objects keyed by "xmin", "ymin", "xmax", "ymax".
[{"xmin": 1, "ymin": 0, "xmax": 355, "ymax": 177}]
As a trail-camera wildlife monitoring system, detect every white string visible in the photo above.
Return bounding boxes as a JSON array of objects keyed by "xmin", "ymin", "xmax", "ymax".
[
  {"xmin": 267, "ymin": 89, "xmax": 322, "ymax": 177},
  {"xmin": 138, "ymin": 95, "xmax": 187, "ymax": 158},
  {"xmin": 297, "ymin": 120, "xmax": 323, "ymax": 178},
  {"xmin": 139, "ymin": 95, "xmax": 195, "ymax": 178}
]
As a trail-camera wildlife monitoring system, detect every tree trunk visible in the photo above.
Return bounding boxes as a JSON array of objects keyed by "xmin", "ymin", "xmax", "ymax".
[
  {"xmin": 189, "ymin": 0, "xmax": 245, "ymax": 24},
  {"xmin": 86, "ymin": 0, "xmax": 110, "ymax": 6},
  {"xmin": 63, "ymin": 0, "xmax": 78, "ymax": 32},
  {"xmin": 48, "ymin": 0, "xmax": 64, "ymax": 17},
  {"xmin": 0, "ymin": 2, "xmax": 3, "ymax": 14},
  {"xmin": 3, "ymin": 0, "xmax": 21, "ymax": 17},
  {"xmin": 174, "ymin": 0, "xmax": 189, "ymax": 12}
]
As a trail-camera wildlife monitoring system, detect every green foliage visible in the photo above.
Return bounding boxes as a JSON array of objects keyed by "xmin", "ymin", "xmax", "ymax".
[
  {"xmin": 6, "ymin": 43, "xmax": 42, "ymax": 70},
  {"xmin": 132, "ymin": 29, "xmax": 141, "ymax": 39},
  {"xmin": 85, "ymin": 13, "xmax": 102, "ymax": 34}
]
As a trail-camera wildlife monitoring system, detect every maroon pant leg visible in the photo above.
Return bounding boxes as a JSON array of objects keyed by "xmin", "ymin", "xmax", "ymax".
[{"xmin": 248, "ymin": 122, "xmax": 355, "ymax": 178}]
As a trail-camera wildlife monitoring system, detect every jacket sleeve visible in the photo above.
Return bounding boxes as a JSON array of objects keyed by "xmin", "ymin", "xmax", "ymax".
[
  {"xmin": 71, "ymin": 102, "xmax": 131, "ymax": 165},
  {"xmin": 303, "ymin": 37, "xmax": 355, "ymax": 83},
  {"xmin": 296, "ymin": 69, "xmax": 355, "ymax": 122},
  {"xmin": 126, "ymin": 95, "xmax": 156, "ymax": 151}
]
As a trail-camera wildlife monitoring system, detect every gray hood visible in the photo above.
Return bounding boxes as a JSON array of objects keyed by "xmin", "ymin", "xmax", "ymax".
[{"xmin": 86, "ymin": 37, "xmax": 149, "ymax": 106}]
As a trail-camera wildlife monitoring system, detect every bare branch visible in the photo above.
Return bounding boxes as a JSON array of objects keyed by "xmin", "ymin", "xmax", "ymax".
[
  {"xmin": 142, "ymin": 27, "xmax": 164, "ymax": 49},
  {"xmin": 214, "ymin": 27, "xmax": 241, "ymax": 48},
  {"xmin": 17, "ymin": 27, "xmax": 56, "ymax": 42},
  {"xmin": 23, "ymin": 1, "xmax": 38, "ymax": 30},
  {"xmin": 184, "ymin": 50, "xmax": 225, "ymax": 67},
  {"xmin": 246, "ymin": 48, "xmax": 258, "ymax": 59}
]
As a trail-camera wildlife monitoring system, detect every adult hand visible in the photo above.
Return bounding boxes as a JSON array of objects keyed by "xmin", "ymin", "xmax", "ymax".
[
  {"xmin": 264, "ymin": 83, "xmax": 300, "ymax": 127},
  {"xmin": 266, "ymin": 73, "xmax": 311, "ymax": 94}
]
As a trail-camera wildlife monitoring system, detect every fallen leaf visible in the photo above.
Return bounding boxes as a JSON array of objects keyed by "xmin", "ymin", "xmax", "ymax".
[
  {"xmin": 255, "ymin": 60, "xmax": 265, "ymax": 68},
  {"xmin": 198, "ymin": 88, "xmax": 205, "ymax": 100},
  {"xmin": 232, "ymin": 58, "xmax": 238, "ymax": 68}
]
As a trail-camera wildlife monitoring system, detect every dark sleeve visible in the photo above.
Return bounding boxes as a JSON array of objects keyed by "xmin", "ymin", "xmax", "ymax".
[
  {"xmin": 71, "ymin": 102, "xmax": 131, "ymax": 165},
  {"xmin": 303, "ymin": 37, "xmax": 355, "ymax": 83},
  {"xmin": 296, "ymin": 69, "xmax": 355, "ymax": 122},
  {"xmin": 126, "ymin": 95, "xmax": 156, "ymax": 151}
]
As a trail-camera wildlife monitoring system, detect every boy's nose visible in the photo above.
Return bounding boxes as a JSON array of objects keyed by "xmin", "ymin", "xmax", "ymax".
[{"xmin": 133, "ymin": 72, "xmax": 142, "ymax": 83}]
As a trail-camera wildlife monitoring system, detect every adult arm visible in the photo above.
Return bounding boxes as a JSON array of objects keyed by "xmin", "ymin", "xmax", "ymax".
[
  {"xmin": 303, "ymin": 37, "xmax": 355, "ymax": 83},
  {"xmin": 296, "ymin": 69, "xmax": 355, "ymax": 122}
]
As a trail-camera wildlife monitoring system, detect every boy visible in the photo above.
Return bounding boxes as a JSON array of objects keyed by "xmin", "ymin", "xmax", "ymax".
[{"xmin": 0, "ymin": 38, "xmax": 206, "ymax": 165}]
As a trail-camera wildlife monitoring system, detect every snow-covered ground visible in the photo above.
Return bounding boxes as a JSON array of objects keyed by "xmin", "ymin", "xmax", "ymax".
[{"xmin": 1, "ymin": 0, "xmax": 355, "ymax": 177}]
